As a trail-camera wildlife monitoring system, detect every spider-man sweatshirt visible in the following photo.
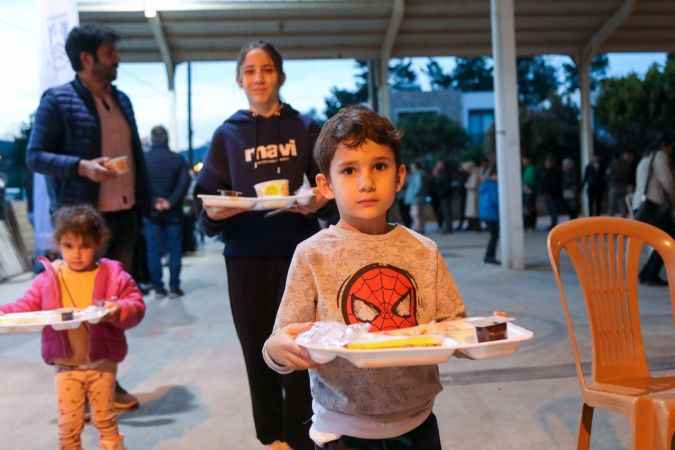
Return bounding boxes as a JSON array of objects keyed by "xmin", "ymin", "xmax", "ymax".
[
  {"xmin": 263, "ymin": 225, "xmax": 466, "ymax": 440},
  {"xmin": 195, "ymin": 104, "xmax": 322, "ymax": 257}
]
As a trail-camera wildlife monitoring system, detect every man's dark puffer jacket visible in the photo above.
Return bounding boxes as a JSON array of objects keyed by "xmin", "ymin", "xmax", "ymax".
[{"xmin": 27, "ymin": 76, "xmax": 150, "ymax": 212}]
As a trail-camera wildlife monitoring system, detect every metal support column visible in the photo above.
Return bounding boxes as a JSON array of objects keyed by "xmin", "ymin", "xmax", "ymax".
[
  {"xmin": 367, "ymin": 59, "xmax": 379, "ymax": 113},
  {"xmin": 578, "ymin": 55, "xmax": 593, "ymax": 216},
  {"xmin": 491, "ymin": 0, "xmax": 524, "ymax": 270},
  {"xmin": 187, "ymin": 61, "xmax": 194, "ymax": 168}
]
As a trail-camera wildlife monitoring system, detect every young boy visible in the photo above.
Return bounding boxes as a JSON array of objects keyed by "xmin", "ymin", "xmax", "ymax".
[{"xmin": 263, "ymin": 105, "xmax": 466, "ymax": 450}]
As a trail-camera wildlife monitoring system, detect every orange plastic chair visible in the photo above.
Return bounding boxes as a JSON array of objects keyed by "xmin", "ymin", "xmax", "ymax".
[{"xmin": 547, "ymin": 217, "xmax": 675, "ymax": 450}]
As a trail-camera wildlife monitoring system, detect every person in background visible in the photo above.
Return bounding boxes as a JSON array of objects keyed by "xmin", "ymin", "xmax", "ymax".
[
  {"xmin": 607, "ymin": 149, "xmax": 635, "ymax": 217},
  {"xmin": 522, "ymin": 155, "xmax": 538, "ymax": 230},
  {"xmin": 0, "ymin": 205, "xmax": 145, "ymax": 450},
  {"xmin": 582, "ymin": 154, "xmax": 606, "ymax": 216},
  {"xmin": 479, "ymin": 165, "xmax": 500, "ymax": 264},
  {"xmin": 395, "ymin": 164, "xmax": 412, "ymax": 228},
  {"xmin": 404, "ymin": 162, "xmax": 427, "ymax": 234},
  {"xmin": 26, "ymin": 23, "xmax": 149, "ymax": 412},
  {"xmin": 430, "ymin": 160, "xmax": 453, "ymax": 233},
  {"xmin": 195, "ymin": 40, "xmax": 328, "ymax": 450},
  {"xmin": 452, "ymin": 162, "xmax": 468, "ymax": 231},
  {"xmin": 539, "ymin": 155, "xmax": 563, "ymax": 230},
  {"xmin": 143, "ymin": 125, "xmax": 191, "ymax": 299},
  {"xmin": 561, "ymin": 158, "xmax": 579, "ymax": 220},
  {"xmin": 632, "ymin": 136, "xmax": 675, "ymax": 286},
  {"xmin": 463, "ymin": 160, "xmax": 481, "ymax": 231}
]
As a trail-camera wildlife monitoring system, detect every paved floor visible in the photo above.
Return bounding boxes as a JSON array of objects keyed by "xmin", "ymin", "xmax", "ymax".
[{"xmin": 0, "ymin": 226, "xmax": 673, "ymax": 449}]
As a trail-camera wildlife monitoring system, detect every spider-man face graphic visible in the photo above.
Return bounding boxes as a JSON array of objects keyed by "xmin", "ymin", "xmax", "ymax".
[{"xmin": 338, "ymin": 263, "xmax": 418, "ymax": 331}]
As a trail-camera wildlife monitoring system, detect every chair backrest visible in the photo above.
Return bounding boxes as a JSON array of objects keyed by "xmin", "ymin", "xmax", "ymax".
[{"xmin": 547, "ymin": 217, "xmax": 675, "ymax": 388}]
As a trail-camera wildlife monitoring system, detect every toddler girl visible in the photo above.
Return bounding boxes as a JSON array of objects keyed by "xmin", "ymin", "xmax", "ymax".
[{"xmin": 0, "ymin": 204, "xmax": 145, "ymax": 450}]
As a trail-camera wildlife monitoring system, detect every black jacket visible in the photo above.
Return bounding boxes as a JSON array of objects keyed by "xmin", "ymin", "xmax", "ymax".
[
  {"xmin": 144, "ymin": 144, "xmax": 191, "ymax": 222},
  {"xmin": 26, "ymin": 77, "xmax": 150, "ymax": 213}
]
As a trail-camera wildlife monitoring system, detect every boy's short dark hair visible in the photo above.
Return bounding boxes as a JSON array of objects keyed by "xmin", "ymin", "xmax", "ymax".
[
  {"xmin": 314, "ymin": 105, "xmax": 402, "ymax": 174},
  {"xmin": 53, "ymin": 204, "xmax": 110, "ymax": 251},
  {"xmin": 65, "ymin": 24, "xmax": 120, "ymax": 72}
]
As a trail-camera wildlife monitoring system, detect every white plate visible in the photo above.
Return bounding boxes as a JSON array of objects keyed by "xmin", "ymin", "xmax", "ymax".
[
  {"xmin": 198, "ymin": 193, "xmax": 313, "ymax": 211},
  {"xmin": 197, "ymin": 194, "xmax": 258, "ymax": 209},
  {"xmin": 301, "ymin": 320, "xmax": 534, "ymax": 368},
  {"xmin": 454, "ymin": 319, "xmax": 534, "ymax": 360},
  {"xmin": 303, "ymin": 337, "xmax": 461, "ymax": 369},
  {"xmin": 0, "ymin": 308, "xmax": 108, "ymax": 334}
]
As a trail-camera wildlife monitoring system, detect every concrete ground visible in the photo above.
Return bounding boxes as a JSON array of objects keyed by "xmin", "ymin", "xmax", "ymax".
[{"xmin": 0, "ymin": 225, "xmax": 673, "ymax": 450}]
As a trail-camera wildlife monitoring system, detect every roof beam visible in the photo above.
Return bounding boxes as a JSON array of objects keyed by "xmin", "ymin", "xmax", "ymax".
[
  {"xmin": 582, "ymin": 0, "xmax": 636, "ymax": 60},
  {"xmin": 381, "ymin": 0, "xmax": 404, "ymax": 63},
  {"xmin": 146, "ymin": 10, "xmax": 175, "ymax": 90},
  {"xmin": 377, "ymin": 0, "xmax": 404, "ymax": 118}
]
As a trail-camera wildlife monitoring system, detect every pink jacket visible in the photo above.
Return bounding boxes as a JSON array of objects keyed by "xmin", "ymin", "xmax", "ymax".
[{"xmin": 0, "ymin": 257, "xmax": 145, "ymax": 365}]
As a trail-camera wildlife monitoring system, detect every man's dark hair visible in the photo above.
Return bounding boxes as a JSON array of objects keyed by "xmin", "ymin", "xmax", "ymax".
[
  {"xmin": 314, "ymin": 105, "xmax": 402, "ymax": 174},
  {"xmin": 65, "ymin": 24, "xmax": 120, "ymax": 72},
  {"xmin": 151, "ymin": 125, "xmax": 169, "ymax": 147}
]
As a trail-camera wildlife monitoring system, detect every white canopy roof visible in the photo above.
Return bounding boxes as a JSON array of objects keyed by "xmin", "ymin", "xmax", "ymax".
[{"xmin": 78, "ymin": 0, "xmax": 675, "ymax": 64}]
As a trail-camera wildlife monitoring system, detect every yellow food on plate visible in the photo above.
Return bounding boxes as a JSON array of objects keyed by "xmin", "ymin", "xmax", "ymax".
[
  {"xmin": 254, "ymin": 179, "xmax": 290, "ymax": 197},
  {"xmin": 345, "ymin": 335, "xmax": 443, "ymax": 350},
  {"xmin": 264, "ymin": 185, "xmax": 282, "ymax": 196}
]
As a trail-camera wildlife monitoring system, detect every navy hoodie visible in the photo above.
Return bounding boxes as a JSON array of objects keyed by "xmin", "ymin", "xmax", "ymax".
[{"xmin": 195, "ymin": 104, "xmax": 322, "ymax": 257}]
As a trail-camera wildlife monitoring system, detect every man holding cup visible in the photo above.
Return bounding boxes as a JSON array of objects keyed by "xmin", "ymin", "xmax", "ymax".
[{"xmin": 26, "ymin": 24, "xmax": 150, "ymax": 411}]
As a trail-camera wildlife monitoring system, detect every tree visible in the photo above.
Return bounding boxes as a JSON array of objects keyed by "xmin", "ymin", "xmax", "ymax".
[
  {"xmin": 516, "ymin": 56, "xmax": 559, "ymax": 108},
  {"xmin": 519, "ymin": 96, "xmax": 581, "ymax": 163},
  {"xmin": 596, "ymin": 60, "xmax": 675, "ymax": 152},
  {"xmin": 450, "ymin": 57, "xmax": 494, "ymax": 92},
  {"xmin": 323, "ymin": 59, "xmax": 421, "ymax": 118},
  {"xmin": 561, "ymin": 54, "xmax": 609, "ymax": 97},
  {"xmin": 323, "ymin": 60, "xmax": 369, "ymax": 118},
  {"xmin": 1, "ymin": 119, "xmax": 31, "ymax": 192},
  {"xmin": 397, "ymin": 112, "xmax": 468, "ymax": 162},
  {"xmin": 389, "ymin": 59, "xmax": 421, "ymax": 91},
  {"xmin": 423, "ymin": 58, "xmax": 452, "ymax": 91}
]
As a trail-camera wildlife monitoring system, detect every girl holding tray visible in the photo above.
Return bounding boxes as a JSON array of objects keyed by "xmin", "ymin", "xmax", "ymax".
[
  {"xmin": 0, "ymin": 204, "xmax": 145, "ymax": 450},
  {"xmin": 194, "ymin": 40, "xmax": 331, "ymax": 450}
]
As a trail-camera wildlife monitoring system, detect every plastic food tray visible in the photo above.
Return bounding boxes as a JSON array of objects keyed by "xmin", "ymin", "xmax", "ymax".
[
  {"xmin": 454, "ymin": 319, "xmax": 534, "ymax": 360},
  {"xmin": 301, "ymin": 321, "xmax": 534, "ymax": 368},
  {"xmin": 303, "ymin": 337, "xmax": 459, "ymax": 369},
  {"xmin": 0, "ymin": 308, "xmax": 107, "ymax": 334},
  {"xmin": 198, "ymin": 193, "xmax": 313, "ymax": 211}
]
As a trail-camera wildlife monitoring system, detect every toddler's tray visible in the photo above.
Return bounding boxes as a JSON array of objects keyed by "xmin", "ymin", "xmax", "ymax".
[
  {"xmin": 301, "ymin": 321, "xmax": 534, "ymax": 368},
  {"xmin": 0, "ymin": 307, "xmax": 107, "ymax": 334},
  {"xmin": 198, "ymin": 193, "xmax": 313, "ymax": 211}
]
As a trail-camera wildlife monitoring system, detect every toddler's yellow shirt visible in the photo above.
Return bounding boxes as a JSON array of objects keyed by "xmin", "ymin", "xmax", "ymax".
[{"xmin": 53, "ymin": 263, "xmax": 98, "ymax": 366}]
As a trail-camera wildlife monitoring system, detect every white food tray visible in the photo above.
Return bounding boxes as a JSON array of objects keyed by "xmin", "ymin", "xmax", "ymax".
[
  {"xmin": 454, "ymin": 319, "xmax": 534, "ymax": 360},
  {"xmin": 0, "ymin": 307, "xmax": 108, "ymax": 334},
  {"xmin": 198, "ymin": 193, "xmax": 313, "ymax": 211},
  {"xmin": 303, "ymin": 337, "xmax": 459, "ymax": 369},
  {"xmin": 301, "ymin": 321, "xmax": 534, "ymax": 368}
]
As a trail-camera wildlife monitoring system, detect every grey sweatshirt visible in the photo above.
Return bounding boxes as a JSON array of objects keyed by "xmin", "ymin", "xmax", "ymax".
[{"xmin": 265, "ymin": 224, "xmax": 465, "ymax": 420}]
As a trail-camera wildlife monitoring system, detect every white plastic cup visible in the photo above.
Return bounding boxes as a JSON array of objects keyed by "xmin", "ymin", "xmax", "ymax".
[{"xmin": 254, "ymin": 179, "xmax": 289, "ymax": 197}]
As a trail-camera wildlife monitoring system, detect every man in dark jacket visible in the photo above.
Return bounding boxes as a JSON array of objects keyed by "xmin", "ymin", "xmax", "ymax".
[
  {"xmin": 26, "ymin": 24, "xmax": 149, "ymax": 411},
  {"xmin": 144, "ymin": 126, "xmax": 191, "ymax": 299}
]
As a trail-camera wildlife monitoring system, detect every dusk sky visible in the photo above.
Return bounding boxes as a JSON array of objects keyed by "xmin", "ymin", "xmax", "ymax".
[{"xmin": 0, "ymin": 0, "xmax": 667, "ymax": 150}]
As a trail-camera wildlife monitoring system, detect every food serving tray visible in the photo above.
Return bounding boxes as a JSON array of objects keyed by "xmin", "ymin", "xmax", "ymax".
[
  {"xmin": 0, "ymin": 307, "xmax": 107, "ymax": 334},
  {"xmin": 198, "ymin": 193, "xmax": 313, "ymax": 211},
  {"xmin": 300, "ymin": 321, "xmax": 534, "ymax": 369}
]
